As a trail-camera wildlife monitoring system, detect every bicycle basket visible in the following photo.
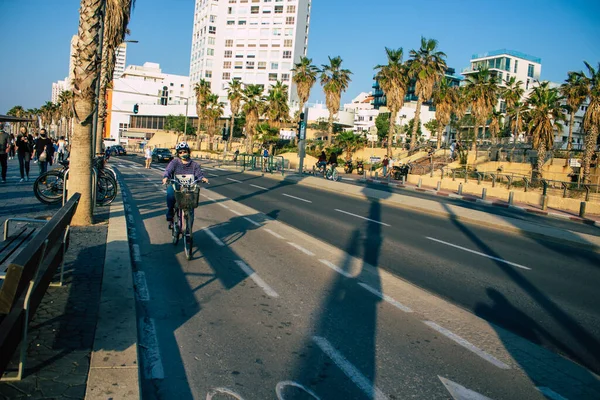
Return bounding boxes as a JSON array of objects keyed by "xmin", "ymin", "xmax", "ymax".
[{"xmin": 174, "ymin": 186, "xmax": 200, "ymax": 209}]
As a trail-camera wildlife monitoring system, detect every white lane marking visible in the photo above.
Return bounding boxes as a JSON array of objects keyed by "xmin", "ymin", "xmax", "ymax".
[
  {"xmin": 288, "ymin": 242, "xmax": 315, "ymax": 256},
  {"xmin": 156, "ymin": 167, "xmax": 165, "ymax": 171},
  {"xmin": 250, "ymin": 184, "xmax": 269, "ymax": 191},
  {"xmin": 214, "ymin": 168, "xmax": 227, "ymax": 171},
  {"xmin": 139, "ymin": 317, "xmax": 165, "ymax": 380},
  {"xmin": 203, "ymin": 227, "xmax": 225, "ymax": 246},
  {"xmin": 439, "ymin": 376, "xmax": 493, "ymax": 400},
  {"xmin": 218, "ymin": 202, "xmax": 230, "ymax": 209},
  {"xmin": 200, "ymin": 193, "xmax": 215, "ymax": 201},
  {"xmin": 134, "ymin": 271, "xmax": 150, "ymax": 301},
  {"xmin": 335, "ymin": 209, "xmax": 391, "ymax": 227},
  {"xmin": 358, "ymin": 283, "xmax": 413, "ymax": 313},
  {"xmin": 203, "ymin": 167, "xmax": 216, "ymax": 171},
  {"xmin": 235, "ymin": 260, "xmax": 279, "ymax": 298},
  {"xmin": 423, "ymin": 321, "xmax": 510, "ymax": 369},
  {"xmin": 207, "ymin": 173, "xmax": 219, "ymax": 177},
  {"xmin": 319, "ymin": 259, "xmax": 353, "ymax": 278},
  {"xmin": 425, "ymin": 237, "xmax": 531, "ymax": 271},
  {"xmin": 231, "ymin": 209, "xmax": 243, "ymax": 216},
  {"xmin": 536, "ymin": 387, "xmax": 568, "ymax": 400},
  {"xmin": 264, "ymin": 229, "xmax": 284, "ymax": 239},
  {"xmin": 132, "ymin": 244, "xmax": 141, "ymax": 262},
  {"xmin": 342, "ymin": 177, "xmax": 355, "ymax": 181},
  {"xmin": 206, "ymin": 388, "xmax": 245, "ymax": 400},
  {"xmin": 227, "ymin": 177, "xmax": 243, "ymax": 183},
  {"xmin": 276, "ymin": 381, "xmax": 320, "ymax": 400},
  {"xmin": 312, "ymin": 336, "xmax": 387, "ymax": 400},
  {"xmin": 243, "ymin": 216, "xmax": 262, "ymax": 227},
  {"xmin": 282, "ymin": 193, "xmax": 312, "ymax": 203}
]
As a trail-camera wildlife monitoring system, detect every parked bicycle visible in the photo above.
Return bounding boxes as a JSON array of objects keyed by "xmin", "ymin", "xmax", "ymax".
[
  {"xmin": 167, "ymin": 174, "xmax": 203, "ymax": 260},
  {"xmin": 33, "ymin": 156, "xmax": 118, "ymax": 206}
]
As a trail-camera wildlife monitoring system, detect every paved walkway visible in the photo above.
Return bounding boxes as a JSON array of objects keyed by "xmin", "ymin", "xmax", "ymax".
[{"xmin": 0, "ymin": 158, "xmax": 108, "ymax": 399}]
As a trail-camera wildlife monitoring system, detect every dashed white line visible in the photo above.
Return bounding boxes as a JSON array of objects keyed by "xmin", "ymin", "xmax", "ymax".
[
  {"xmin": 250, "ymin": 184, "xmax": 269, "ymax": 190},
  {"xmin": 227, "ymin": 178, "xmax": 243, "ymax": 183},
  {"xmin": 200, "ymin": 193, "xmax": 215, "ymax": 201},
  {"xmin": 133, "ymin": 271, "xmax": 150, "ymax": 301},
  {"xmin": 207, "ymin": 173, "xmax": 219, "ymax": 177},
  {"xmin": 425, "ymin": 237, "xmax": 531, "ymax": 270},
  {"xmin": 282, "ymin": 193, "xmax": 312, "ymax": 203},
  {"xmin": 202, "ymin": 227, "xmax": 225, "ymax": 246},
  {"xmin": 288, "ymin": 242, "xmax": 315, "ymax": 256},
  {"xmin": 423, "ymin": 321, "xmax": 510, "ymax": 369},
  {"xmin": 230, "ymin": 209, "xmax": 243, "ymax": 216},
  {"xmin": 319, "ymin": 259, "xmax": 353, "ymax": 278},
  {"xmin": 342, "ymin": 177, "xmax": 355, "ymax": 181},
  {"xmin": 214, "ymin": 168, "xmax": 227, "ymax": 171},
  {"xmin": 264, "ymin": 229, "xmax": 284, "ymax": 239},
  {"xmin": 312, "ymin": 336, "xmax": 387, "ymax": 400},
  {"xmin": 358, "ymin": 283, "xmax": 413, "ymax": 312},
  {"xmin": 335, "ymin": 209, "xmax": 391, "ymax": 227},
  {"xmin": 218, "ymin": 202, "xmax": 230, "ymax": 209},
  {"xmin": 244, "ymin": 216, "xmax": 262, "ymax": 227},
  {"xmin": 203, "ymin": 167, "xmax": 216, "ymax": 171},
  {"xmin": 235, "ymin": 260, "xmax": 279, "ymax": 298}
]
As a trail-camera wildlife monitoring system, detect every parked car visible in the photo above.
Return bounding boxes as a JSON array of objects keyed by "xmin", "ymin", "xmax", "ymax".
[
  {"xmin": 151, "ymin": 148, "xmax": 173, "ymax": 163},
  {"xmin": 108, "ymin": 145, "xmax": 127, "ymax": 156}
]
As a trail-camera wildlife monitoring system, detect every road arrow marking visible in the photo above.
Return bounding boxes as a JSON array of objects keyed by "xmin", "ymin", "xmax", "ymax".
[{"xmin": 439, "ymin": 376, "xmax": 493, "ymax": 400}]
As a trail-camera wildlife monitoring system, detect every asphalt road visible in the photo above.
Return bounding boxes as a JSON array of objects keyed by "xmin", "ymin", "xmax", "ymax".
[{"xmin": 113, "ymin": 156, "xmax": 600, "ymax": 399}]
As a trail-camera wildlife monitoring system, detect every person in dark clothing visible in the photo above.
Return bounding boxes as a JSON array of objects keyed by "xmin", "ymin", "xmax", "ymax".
[
  {"xmin": 16, "ymin": 127, "xmax": 34, "ymax": 182},
  {"xmin": 35, "ymin": 128, "xmax": 54, "ymax": 175},
  {"xmin": 0, "ymin": 124, "xmax": 8, "ymax": 183},
  {"xmin": 327, "ymin": 151, "xmax": 338, "ymax": 175}
]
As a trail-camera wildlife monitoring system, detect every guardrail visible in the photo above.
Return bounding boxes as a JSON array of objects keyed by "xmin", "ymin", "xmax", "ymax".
[{"xmin": 229, "ymin": 154, "xmax": 286, "ymax": 176}]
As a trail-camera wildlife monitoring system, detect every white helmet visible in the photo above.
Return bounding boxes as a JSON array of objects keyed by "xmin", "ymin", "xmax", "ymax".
[{"xmin": 175, "ymin": 142, "xmax": 190, "ymax": 152}]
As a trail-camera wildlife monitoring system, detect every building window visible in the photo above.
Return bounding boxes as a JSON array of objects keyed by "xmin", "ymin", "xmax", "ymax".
[
  {"xmin": 527, "ymin": 64, "xmax": 534, "ymax": 78},
  {"xmin": 223, "ymin": 72, "xmax": 231, "ymax": 80},
  {"xmin": 205, "ymin": 70, "xmax": 212, "ymax": 78},
  {"xmin": 238, "ymin": 20, "xmax": 246, "ymax": 25},
  {"xmin": 225, "ymin": 39, "xmax": 234, "ymax": 47},
  {"xmin": 210, "ymin": 15, "xmax": 217, "ymax": 23},
  {"xmin": 284, "ymin": 39, "xmax": 292, "ymax": 47},
  {"xmin": 281, "ymin": 73, "xmax": 289, "ymax": 81},
  {"xmin": 223, "ymin": 61, "xmax": 232, "ymax": 69},
  {"xmin": 234, "ymin": 61, "xmax": 243, "ymax": 69},
  {"xmin": 224, "ymin": 50, "xmax": 233, "ymax": 58},
  {"xmin": 228, "ymin": 7, "xmax": 234, "ymax": 14},
  {"xmin": 271, "ymin": 62, "xmax": 279, "ymax": 69},
  {"xmin": 227, "ymin": 20, "xmax": 235, "ymax": 25},
  {"xmin": 285, "ymin": 16, "xmax": 295, "ymax": 24},
  {"xmin": 209, "ymin": 26, "xmax": 216, "ymax": 34},
  {"xmin": 284, "ymin": 28, "xmax": 293, "ymax": 36},
  {"xmin": 504, "ymin": 57, "xmax": 510, "ymax": 72},
  {"xmin": 273, "ymin": 28, "xmax": 281, "ymax": 36},
  {"xmin": 207, "ymin": 48, "xmax": 214, "ymax": 56},
  {"xmin": 269, "ymin": 73, "xmax": 277, "ymax": 81},
  {"xmin": 275, "ymin": 5, "xmax": 283, "ymax": 13},
  {"xmin": 282, "ymin": 50, "xmax": 291, "ymax": 59},
  {"xmin": 246, "ymin": 61, "xmax": 255, "ymax": 69},
  {"xmin": 514, "ymin": 59, "xmax": 518, "ymax": 73},
  {"xmin": 286, "ymin": 5, "xmax": 295, "ymax": 13},
  {"xmin": 251, "ymin": 6, "xmax": 259, "ymax": 13},
  {"xmin": 258, "ymin": 61, "xmax": 267, "ymax": 70}
]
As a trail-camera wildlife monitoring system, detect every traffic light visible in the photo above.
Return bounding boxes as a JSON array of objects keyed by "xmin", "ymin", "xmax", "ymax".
[
  {"xmin": 222, "ymin": 125, "xmax": 228, "ymax": 141},
  {"xmin": 133, "ymin": 104, "xmax": 139, "ymax": 114}
]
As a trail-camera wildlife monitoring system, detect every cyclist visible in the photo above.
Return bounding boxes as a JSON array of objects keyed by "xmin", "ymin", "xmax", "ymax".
[
  {"xmin": 327, "ymin": 151, "xmax": 338, "ymax": 175},
  {"xmin": 162, "ymin": 142, "xmax": 208, "ymax": 229},
  {"xmin": 316, "ymin": 151, "xmax": 327, "ymax": 172}
]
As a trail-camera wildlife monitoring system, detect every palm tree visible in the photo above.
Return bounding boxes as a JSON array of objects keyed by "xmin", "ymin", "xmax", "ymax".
[
  {"xmin": 7, "ymin": 105, "xmax": 25, "ymax": 133},
  {"xmin": 432, "ymin": 77, "xmax": 457, "ymax": 149},
  {"xmin": 40, "ymin": 101, "xmax": 56, "ymax": 132},
  {"xmin": 266, "ymin": 81, "xmax": 290, "ymax": 129},
  {"xmin": 320, "ymin": 56, "xmax": 352, "ymax": 144},
  {"xmin": 242, "ymin": 84, "xmax": 265, "ymax": 153},
  {"xmin": 502, "ymin": 76, "xmax": 525, "ymax": 143},
  {"xmin": 194, "ymin": 79, "xmax": 212, "ymax": 149},
  {"xmin": 226, "ymin": 79, "xmax": 243, "ymax": 152},
  {"xmin": 96, "ymin": 0, "xmax": 135, "ymax": 154},
  {"xmin": 203, "ymin": 93, "xmax": 224, "ymax": 151},
  {"xmin": 560, "ymin": 71, "xmax": 589, "ymax": 162},
  {"xmin": 579, "ymin": 62, "xmax": 600, "ymax": 183},
  {"xmin": 70, "ymin": 0, "xmax": 104, "ymax": 225},
  {"xmin": 464, "ymin": 67, "xmax": 499, "ymax": 157},
  {"xmin": 58, "ymin": 90, "xmax": 74, "ymax": 142},
  {"xmin": 451, "ymin": 86, "xmax": 469, "ymax": 142},
  {"xmin": 28, "ymin": 108, "xmax": 41, "ymax": 131},
  {"xmin": 375, "ymin": 47, "xmax": 409, "ymax": 156},
  {"xmin": 407, "ymin": 37, "xmax": 447, "ymax": 151},
  {"xmin": 487, "ymin": 110, "xmax": 503, "ymax": 144},
  {"xmin": 291, "ymin": 56, "xmax": 319, "ymax": 123},
  {"xmin": 525, "ymin": 82, "xmax": 566, "ymax": 179}
]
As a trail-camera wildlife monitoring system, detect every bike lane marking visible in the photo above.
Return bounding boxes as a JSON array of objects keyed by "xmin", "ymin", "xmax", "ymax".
[
  {"xmin": 227, "ymin": 178, "xmax": 243, "ymax": 183},
  {"xmin": 250, "ymin": 184, "xmax": 269, "ymax": 191},
  {"xmin": 288, "ymin": 242, "xmax": 315, "ymax": 256},
  {"xmin": 282, "ymin": 193, "xmax": 312, "ymax": 203},
  {"xmin": 234, "ymin": 260, "xmax": 279, "ymax": 298},
  {"xmin": 243, "ymin": 216, "xmax": 262, "ymax": 227},
  {"xmin": 425, "ymin": 237, "xmax": 530, "ymax": 270},
  {"xmin": 264, "ymin": 228, "xmax": 284, "ymax": 240},
  {"xmin": 312, "ymin": 336, "xmax": 388, "ymax": 400},
  {"xmin": 358, "ymin": 282, "xmax": 413, "ymax": 313},
  {"xmin": 334, "ymin": 209, "xmax": 391, "ymax": 227},
  {"xmin": 202, "ymin": 227, "xmax": 225, "ymax": 247}
]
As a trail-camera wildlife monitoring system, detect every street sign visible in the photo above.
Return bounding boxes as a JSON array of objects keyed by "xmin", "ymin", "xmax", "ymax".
[
  {"xmin": 569, "ymin": 158, "xmax": 581, "ymax": 167},
  {"xmin": 370, "ymin": 156, "xmax": 381, "ymax": 163},
  {"xmin": 299, "ymin": 121, "xmax": 306, "ymax": 140}
]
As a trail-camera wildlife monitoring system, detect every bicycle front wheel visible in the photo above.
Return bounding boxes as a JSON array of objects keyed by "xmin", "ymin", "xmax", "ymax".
[
  {"xmin": 33, "ymin": 170, "xmax": 64, "ymax": 204},
  {"xmin": 96, "ymin": 175, "xmax": 118, "ymax": 206},
  {"xmin": 183, "ymin": 209, "xmax": 194, "ymax": 260}
]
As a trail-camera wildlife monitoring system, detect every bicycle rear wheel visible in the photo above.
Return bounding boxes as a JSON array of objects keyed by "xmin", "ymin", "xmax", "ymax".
[
  {"xmin": 183, "ymin": 209, "xmax": 194, "ymax": 260},
  {"xmin": 33, "ymin": 170, "xmax": 64, "ymax": 204},
  {"xmin": 96, "ymin": 175, "xmax": 118, "ymax": 206}
]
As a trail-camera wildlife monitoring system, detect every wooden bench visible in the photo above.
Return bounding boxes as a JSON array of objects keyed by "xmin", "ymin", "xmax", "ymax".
[{"xmin": 0, "ymin": 193, "xmax": 80, "ymax": 381}]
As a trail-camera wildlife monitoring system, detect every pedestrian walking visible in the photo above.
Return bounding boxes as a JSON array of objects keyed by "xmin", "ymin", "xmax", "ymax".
[
  {"xmin": 262, "ymin": 146, "xmax": 269, "ymax": 172},
  {"xmin": 57, "ymin": 136, "xmax": 66, "ymax": 162},
  {"xmin": 8, "ymin": 133, "xmax": 16, "ymax": 159},
  {"xmin": 16, "ymin": 127, "xmax": 34, "ymax": 182},
  {"xmin": 35, "ymin": 128, "xmax": 54, "ymax": 175},
  {"xmin": 382, "ymin": 154, "xmax": 390, "ymax": 177},
  {"xmin": 233, "ymin": 148, "xmax": 239, "ymax": 162},
  {"xmin": 0, "ymin": 124, "xmax": 9, "ymax": 183},
  {"xmin": 145, "ymin": 145, "xmax": 152, "ymax": 169}
]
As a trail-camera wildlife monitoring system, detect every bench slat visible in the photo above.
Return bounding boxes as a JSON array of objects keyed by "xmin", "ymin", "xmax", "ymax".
[{"xmin": 1, "ymin": 228, "xmax": 37, "ymax": 270}]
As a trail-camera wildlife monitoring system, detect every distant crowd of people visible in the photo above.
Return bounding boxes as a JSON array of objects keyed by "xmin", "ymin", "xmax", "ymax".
[{"xmin": 0, "ymin": 123, "xmax": 68, "ymax": 183}]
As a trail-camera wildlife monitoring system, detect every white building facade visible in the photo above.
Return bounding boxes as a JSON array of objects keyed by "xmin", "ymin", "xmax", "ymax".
[
  {"xmin": 51, "ymin": 78, "xmax": 70, "ymax": 103},
  {"xmin": 189, "ymin": 0, "xmax": 312, "ymax": 109},
  {"xmin": 114, "ymin": 43, "xmax": 128, "ymax": 79}
]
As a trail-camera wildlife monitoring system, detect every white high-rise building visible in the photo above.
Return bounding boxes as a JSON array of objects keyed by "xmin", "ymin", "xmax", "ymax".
[
  {"xmin": 114, "ymin": 43, "xmax": 128, "ymax": 79},
  {"xmin": 188, "ymin": 0, "xmax": 312, "ymax": 109},
  {"xmin": 51, "ymin": 78, "xmax": 70, "ymax": 103}
]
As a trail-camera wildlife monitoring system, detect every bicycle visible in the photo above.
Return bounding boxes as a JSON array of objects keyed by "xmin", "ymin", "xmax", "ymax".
[
  {"xmin": 312, "ymin": 162, "xmax": 326, "ymax": 177},
  {"xmin": 33, "ymin": 156, "xmax": 118, "ymax": 206},
  {"xmin": 167, "ymin": 174, "xmax": 203, "ymax": 260},
  {"xmin": 325, "ymin": 163, "xmax": 341, "ymax": 182}
]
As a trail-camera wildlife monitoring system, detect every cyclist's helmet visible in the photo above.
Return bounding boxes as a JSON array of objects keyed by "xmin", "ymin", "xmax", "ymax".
[{"xmin": 175, "ymin": 142, "xmax": 190, "ymax": 152}]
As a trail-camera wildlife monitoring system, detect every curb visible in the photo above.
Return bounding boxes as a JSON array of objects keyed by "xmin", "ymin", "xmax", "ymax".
[{"xmin": 85, "ymin": 177, "xmax": 140, "ymax": 399}]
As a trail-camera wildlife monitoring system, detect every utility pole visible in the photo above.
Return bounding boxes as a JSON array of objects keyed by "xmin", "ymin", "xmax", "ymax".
[{"xmin": 297, "ymin": 111, "xmax": 307, "ymax": 174}]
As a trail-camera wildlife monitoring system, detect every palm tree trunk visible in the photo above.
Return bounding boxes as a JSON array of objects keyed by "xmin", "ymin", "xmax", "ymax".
[
  {"xmin": 70, "ymin": 0, "xmax": 103, "ymax": 226},
  {"xmin": 582, "ymin": 125, "xmax": 598, "ymax": 184},
  {"xmin": 387, "ymin": 110, "xmax": 396, "ymax": 157},
  {"xmin": 95, "ymin": 87, "xmax": 107, "ymax": 155},
  {"xmin": 436, "ymin": 124, "xmax": 444, "ymax": 150},
  {"xmin": 410, "ymin": 98, "xmax": 422, "ymax": 151},
  {"xmin": 537, "ymin": 142, "xmax": 547, "ymax": 180},
  {"xmin": 327, "ymin": 113, "xmax": 334, "ymax": 145},
  {"xmin": 565, "ymin": 110, "xmax": 575, "ymax": 164},
  {"xmin": 228, "ymin": 114, "xmax": 235, "ymax": 152}
]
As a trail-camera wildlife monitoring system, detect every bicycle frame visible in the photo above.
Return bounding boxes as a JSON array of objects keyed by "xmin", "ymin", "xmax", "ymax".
[{"xmin": 168, "ymin": 175, "xmax": 203, "ymax": 259}]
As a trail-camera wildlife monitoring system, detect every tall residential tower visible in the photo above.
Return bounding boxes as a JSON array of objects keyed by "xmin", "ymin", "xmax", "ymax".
[{"xmin": 188, "ymin": 0, "xmax": 312, "ymax": 109}]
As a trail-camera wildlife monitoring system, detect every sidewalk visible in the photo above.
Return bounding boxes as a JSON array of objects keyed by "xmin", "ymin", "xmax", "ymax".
[{"xmin": 0, "ymin": 158, "xmax": 112, "ymax": 399}]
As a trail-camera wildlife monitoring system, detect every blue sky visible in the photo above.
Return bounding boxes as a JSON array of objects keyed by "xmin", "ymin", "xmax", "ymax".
[{"xmin": 1, "ymin": 0, "xmax": 599, "ymax": 114}]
